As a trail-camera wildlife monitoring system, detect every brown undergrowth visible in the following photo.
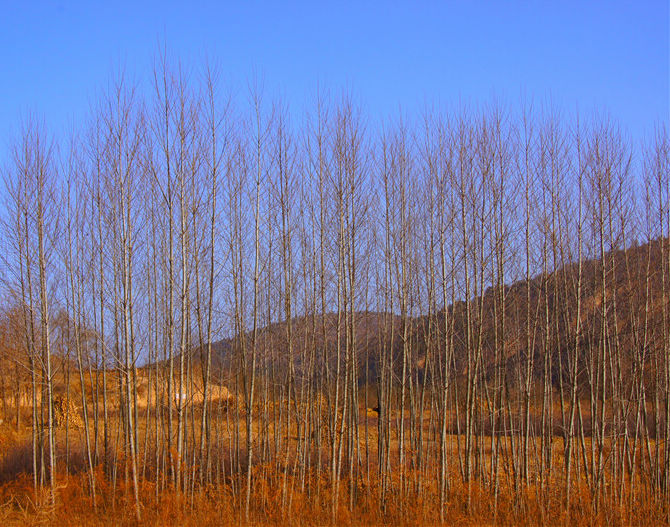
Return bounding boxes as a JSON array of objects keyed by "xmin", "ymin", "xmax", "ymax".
[
  {"xmin": 0, "ymin": 459, "xmax": 666, "ymax": 526},
  {"xmin": 0, "ymin": 421, "xmax": 666, "ymax": 526}
]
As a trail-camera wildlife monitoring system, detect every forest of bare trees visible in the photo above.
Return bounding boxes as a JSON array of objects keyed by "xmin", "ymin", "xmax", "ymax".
[{"xmin": 0, "ymin": 58, "xmax": 668, "ymax": 525}]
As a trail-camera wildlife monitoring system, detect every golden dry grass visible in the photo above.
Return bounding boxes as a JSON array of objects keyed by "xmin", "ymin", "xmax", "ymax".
[
  {"xmin": 0, "ymin": 415, "xmax": 666, "ymax": 526},
  {"xmin": 0, "ymin": 368, "xmax": 667, "ymax": 526}
]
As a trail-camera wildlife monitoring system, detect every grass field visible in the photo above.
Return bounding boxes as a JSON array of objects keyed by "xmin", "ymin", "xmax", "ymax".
[{"xmin": 0, "ymin": 384, "xmax": 667, "ymax": 527}]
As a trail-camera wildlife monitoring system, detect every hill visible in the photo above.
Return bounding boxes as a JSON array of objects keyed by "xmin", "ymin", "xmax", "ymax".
[{"xmin": 204, "ymin": 237, "xmax": 668, "ymax": 396}]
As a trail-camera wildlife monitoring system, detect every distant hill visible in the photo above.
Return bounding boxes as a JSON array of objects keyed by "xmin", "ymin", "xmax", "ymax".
[
  {"xmin": 207, "ymin": 311, "xmax": 402, "ymax": 383},
  {"xmin": 200, "ymin": 237, "xmax": 668, "ymax": 392},
  {"xmin": 412, "ymin": 236, "xmax": 668, "ymax": 390}
]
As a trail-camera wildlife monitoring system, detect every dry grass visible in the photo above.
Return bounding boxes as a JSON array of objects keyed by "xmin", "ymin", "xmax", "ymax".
[
  {"xmin": 0, "ymin": 421, "xmax": 666, "ymax": 526},
  {"xmin": 0, "ymin": 369, "xmax": 667, "ymax": 525},
  {"xmin": 0, "ymin": 468, "xmax": 664, "ymax": 526}
]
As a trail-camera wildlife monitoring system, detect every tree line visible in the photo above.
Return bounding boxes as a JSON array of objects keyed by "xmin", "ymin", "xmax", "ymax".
[{"xmin": 0, "ymin": 58, "xmax": 668, "ymax": 524}]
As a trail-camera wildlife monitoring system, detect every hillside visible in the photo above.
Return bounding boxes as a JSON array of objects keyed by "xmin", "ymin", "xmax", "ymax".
[{"xmin": 205, "ymin": 237, "xmax": 668, "ymax": 394}]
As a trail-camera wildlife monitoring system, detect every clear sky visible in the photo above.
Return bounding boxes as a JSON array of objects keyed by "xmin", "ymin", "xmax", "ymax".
[{"xmin": 1, "ymin": 1, "xmax": 668, "ymax": 156}]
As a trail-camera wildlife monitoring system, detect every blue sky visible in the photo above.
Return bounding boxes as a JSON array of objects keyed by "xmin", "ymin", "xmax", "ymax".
[{"xmin": 1, "ymin": 1, "xmax": 668, "ymax": 156}]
